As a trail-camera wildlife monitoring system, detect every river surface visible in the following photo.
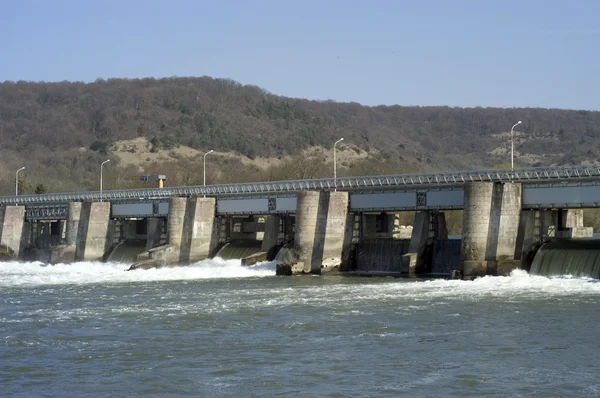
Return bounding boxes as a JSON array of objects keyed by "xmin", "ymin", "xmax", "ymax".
[{"xmin": 1, "ymin": 259, "xmax": 600, "ymax": 397}]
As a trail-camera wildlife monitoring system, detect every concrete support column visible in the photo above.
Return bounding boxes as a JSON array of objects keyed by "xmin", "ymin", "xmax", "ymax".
[
  {"xmin": 146, "ymin": 218, "xmax": 163, "ymax": 251},
  {"xmin": 322, "ymin": 192, "xmax": 349, "ymax": 271},
  {"xmin": 167, "ymin": 197, "xmax": 187, "ymax": 247},
  {"xmin": 75, "ymin": 202, "xmax": 111, "ymax": 261},
  {"xmin": 294, "ymin": 191, "xmax": 324, "ymax": 274},
  {"xmin": 291, "ymin": 191, "xmax": 349, "ymax": 274},
  {"xmin": 66, "ymin": 202, "xmax": 82, "ymax": 246},
  {"xmin": 261, "ymin": 215, "xmax": 280, "ymax": 254},
  {"xmin": 339, "ymin": 211, "xmax": 359, "ymax": 271},
  {"xmin": 461, "ymin": 182, "xmax": 522, "ymax": 277},
  {"xmin": 179, "ymin": 197, "xmax": 217, "ymax": 263},
  {"xmin": 283, "ymin": 215, "xmax": 295, "ymax": 242},
  {"xmin": 140, "ymin": 197, "xmax": 215, "ymax": 268},
  {"xmin": 0, "ymin": 206, "xmax": 25, "ymax": 258},
  {"xmin": 386, "ymin": 213, "xmax": 396, "ymax": 238},
  {"xmin": 515, "ymin": 210, "xmax": 536, "ymax": 270},
  {"xmin": 403, "ymin": 211, "xmax": 431, "ymax": 274},
  {"xmin": 434, "ymin": 212, "xmax": 448, "ymax": 239}
]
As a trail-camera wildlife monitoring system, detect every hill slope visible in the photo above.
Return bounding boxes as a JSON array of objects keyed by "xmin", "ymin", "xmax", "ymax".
[{"xmin": 1, "ymin": 77, "xmax": 600, "ymax": 194}]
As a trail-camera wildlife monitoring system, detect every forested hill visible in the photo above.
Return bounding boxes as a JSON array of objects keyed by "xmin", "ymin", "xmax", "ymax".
[{"xmin": 1, "ymin": 77, "xmax": 600, "ymax": 194}]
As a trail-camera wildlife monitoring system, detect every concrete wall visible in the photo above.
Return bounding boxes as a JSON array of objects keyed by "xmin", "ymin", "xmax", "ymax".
[
  {"xmin": 0, "ymin": 206, "xmax": 25, "ymax": 258},
  {"xmin": 461, "ymin": 182, "xmax": 522, "ymax": 277},
  {"xmin": 75, "ymin": 202, "xmax": 111, "ymax": 261}
]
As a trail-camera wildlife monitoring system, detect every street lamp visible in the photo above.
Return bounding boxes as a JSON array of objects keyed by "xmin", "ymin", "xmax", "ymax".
[
  {"xmin": 100, "ymin": 159, "xmax": 110, "ymax": 201},
  {"xmin": 203, "ymin": 150, "xmax": 214, "ymax": 197},
  {"xmin": 510, "ymin": 121, "xmax": 522, "ymax": 170},
  {"xmin": 333, "ymin": 138, "xmax": 344, "ymax": 192},
  {"xmin": 15, "ymin": 167, "xmax": 25, "ymax": 196}
]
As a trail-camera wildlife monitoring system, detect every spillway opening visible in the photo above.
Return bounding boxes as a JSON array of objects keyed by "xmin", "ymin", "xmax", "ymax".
[
  {"xmin": 215, "ymin": 239, "xmax": 263, "ymax": 260},
  {"xmin": 106, "ymin": 240, "xmax": 147, "ymax": 264},
  {"xmin": 530, "ymin": 239, "xmax": 600, "ymax": 279}
]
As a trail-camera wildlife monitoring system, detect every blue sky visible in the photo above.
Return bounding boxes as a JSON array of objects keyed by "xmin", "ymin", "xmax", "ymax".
[{"xmin": 1, "ymin": 0, "xmax": 599, "ymax": 110}]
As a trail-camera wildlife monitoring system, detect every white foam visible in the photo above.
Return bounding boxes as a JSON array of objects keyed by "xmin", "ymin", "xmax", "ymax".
[
  {"xmin": 256, "ymin": 269, "xmax": 600, "ymax": 308},
  {"xmin": 2, "ymin": 261, "xmax": 600, "ymax": 300},
  {"xmin": 0, "ymin": 257, "xmax": 276, "ymax": 287},
  {"xmin": 341, "ymin": 269, "xmax": 600, "ymax": 300}
]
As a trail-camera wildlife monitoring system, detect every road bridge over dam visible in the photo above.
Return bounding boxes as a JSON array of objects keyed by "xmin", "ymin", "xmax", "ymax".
[{"xmin": 1, "ymin": 165, "xmax": 600, "ymax": 278}]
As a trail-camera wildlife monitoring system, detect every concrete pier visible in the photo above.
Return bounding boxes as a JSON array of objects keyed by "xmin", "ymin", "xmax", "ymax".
[
  {"xmin": 145, "ymin": 218, "xmax": 164, "ymax": 251},
  {"xmin": 66, "ymin": 202, "xmax": 82, "ymax": 246},
  {"xmin": 285, "ymin": 191, "xmax": 349, "ymax": 274},
  {"xmin": 515, "ymin": 210, "xmax": 537, "ymax": 270},
  {"xmin": 167, "ymin": 197, "xmax": 187, "ymax": 248},
  {"xmin": 75, "ymin": 202, "xmax": 111, "ymax": 261},
  {"xmin": 322, "ymin": 192, "xmax": 350, "ymax": 271},
  {"xmin": 260, "ymin": 215, "xmax": 280, "ymax": 257},
  {"xmin": 403, "ymin": 211, "xmax": 430, "ymax": 274},
  {"xmin": 402, "ymin": 211, "xmax": 448, "ymax": 275},
  {"xmin": 137, "ymin": 196, "xmax": 217, "ymax": 268},
  {"xmin": 178, "ymin": 197, "xmax": 217, "ymax": 263},
  {"xmin": 0, "ymin": 206, "xmax": 25, "ymax": 258},
  {"xmin": 461, "ymin": 182, "xmax": 522, "ymax": 277}
]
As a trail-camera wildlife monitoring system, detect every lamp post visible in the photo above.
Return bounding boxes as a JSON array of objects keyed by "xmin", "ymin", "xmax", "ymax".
[
  {"xmin": 203, "ymin": 150, "xmax": 214, "ymax": 197},
  {"xmin": 510, "ymin": 121, "xmax": 522, "ymax": 171},
  {"xmin": 100, "ymin": 159, "xmax": 110, "ymax": 202},
  {"xmin": 333, "ymin": 138, "xmax": 344, "ymax": 192},
  {"xmin": 15, "ymin": 167, "xmax": 25, "ymax": 196}
]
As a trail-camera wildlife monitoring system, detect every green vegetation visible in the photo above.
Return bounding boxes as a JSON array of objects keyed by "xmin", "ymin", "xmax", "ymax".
[{"xmin": 1, "ymin": 76, "xmax": 600, "ymax": 195}]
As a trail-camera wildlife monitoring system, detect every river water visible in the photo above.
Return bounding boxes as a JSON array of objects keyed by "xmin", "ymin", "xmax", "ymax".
[{"xmin": 2, "ymin": 259, "xmax": 600, "ymax": 397}]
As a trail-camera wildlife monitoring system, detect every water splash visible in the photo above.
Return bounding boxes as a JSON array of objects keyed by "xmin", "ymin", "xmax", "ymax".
[{"xmin": 0, "ymin": 258, "xmax": 276, "ymax": 287}]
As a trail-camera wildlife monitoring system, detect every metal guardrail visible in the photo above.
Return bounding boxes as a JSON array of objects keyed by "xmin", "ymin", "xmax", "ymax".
[{"xmin": 3, "ymin": 164, "xmax": 600, "ymax": 206}]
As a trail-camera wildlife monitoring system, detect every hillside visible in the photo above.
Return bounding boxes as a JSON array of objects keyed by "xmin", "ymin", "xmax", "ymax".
[{"xmin": 1, "ymin": 77, "xmax": 600, "ymax": 195}]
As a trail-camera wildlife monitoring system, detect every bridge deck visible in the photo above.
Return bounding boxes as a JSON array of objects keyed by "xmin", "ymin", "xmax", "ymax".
[{"xmin": 2, "ymin": 164, "xmax": 600, "ymax": 206}]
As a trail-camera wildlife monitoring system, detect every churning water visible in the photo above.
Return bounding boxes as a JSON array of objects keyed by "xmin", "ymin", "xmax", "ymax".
[{"xmin": 2, "ymin": 259, "xmax": 600, "ymax": 397}]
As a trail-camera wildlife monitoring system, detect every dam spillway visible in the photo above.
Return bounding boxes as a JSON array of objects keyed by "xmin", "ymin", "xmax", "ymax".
[
  {"xmin": 0, "ymin": 178, "xmax": 597, "ymax": 278},
  {"xmin": 530, "ymin": 239, "xmax": 600, "ymax": 279}
]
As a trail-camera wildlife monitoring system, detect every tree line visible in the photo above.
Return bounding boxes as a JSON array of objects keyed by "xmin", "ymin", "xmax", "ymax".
[{"xmin": 1, "ymin": 76, "xmax": 600, "ymax": 196}]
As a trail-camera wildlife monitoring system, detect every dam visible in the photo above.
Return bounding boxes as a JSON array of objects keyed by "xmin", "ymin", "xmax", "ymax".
[{"xmin": 1, "ymin": 164, "xmax": 600, "ymax": 278}]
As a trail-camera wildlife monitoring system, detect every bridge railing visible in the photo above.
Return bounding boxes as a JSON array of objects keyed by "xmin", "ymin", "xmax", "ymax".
[{"xmin": 2, "ymin": 164, "xmax": 600, "ymax": 205}]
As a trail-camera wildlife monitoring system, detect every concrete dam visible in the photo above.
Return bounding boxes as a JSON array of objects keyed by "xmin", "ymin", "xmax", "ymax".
[{"xmin": 1, "ymin": 172, "xmax": 599, "ymax": 278}]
